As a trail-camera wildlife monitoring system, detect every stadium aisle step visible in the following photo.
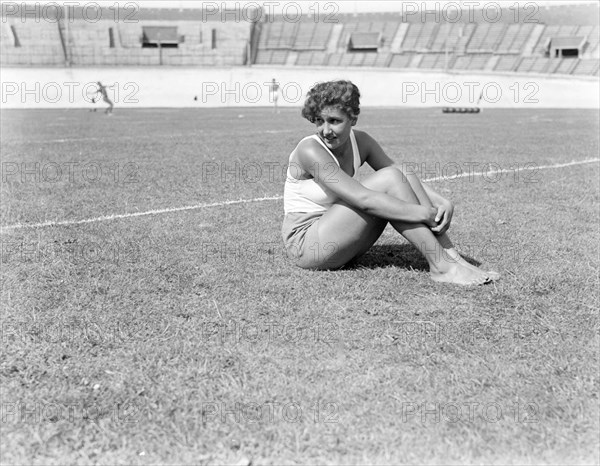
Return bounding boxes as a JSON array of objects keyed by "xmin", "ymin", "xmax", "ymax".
[{"xmin": 327, "ymin": 24, "xmax": 344, "ymax": 53}]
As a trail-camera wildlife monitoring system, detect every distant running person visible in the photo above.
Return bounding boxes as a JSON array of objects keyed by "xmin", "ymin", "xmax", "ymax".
[
  {"xmin": 270, "ymin": 78, "xmax": 280, "ymax": 114},
  {"xmin": 93, "ymin": 81, "xmax": 114, "ymax": 115},
  {"xmin": 282, "ymin": 80, "xmax": 500, "ymax": 285}
]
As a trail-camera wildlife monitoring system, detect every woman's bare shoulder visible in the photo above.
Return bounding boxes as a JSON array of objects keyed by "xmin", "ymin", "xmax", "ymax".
[
  {"xmin": 353, "ymin": 129, "xmax": 378, "ymax": 154},
  {"xmin": 295, "ymin": 136, "xmax": 326, "ymax": 159},
  {"xmin": 289, "ymin": 136, "xmax": 327, "ymax": 171},
  {"xmin": 353, "ymin": 128, "xmax": 375, "ymax": 143}
]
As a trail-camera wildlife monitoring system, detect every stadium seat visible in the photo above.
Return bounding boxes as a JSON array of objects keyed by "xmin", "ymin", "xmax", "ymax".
[
  {"xmin": 374, "ymin": 52, "xmax": 392, "ymax": 67},
  {"xmin": 452, "ymin": 55, "xmax": 471, "ymax": 70},
  {"xmin": 361, "ymin": 53, "xmax": 378, "ymax": 67},
  {"xmin": 509, "ymin": 23, "xmax": 536, "ymax": 54},
  {"xmin": 326, "ymin": 52, "xmax": 343, "ymax": 67},
  {"xmin": 389, "ymin": 53, "xmax": 414, "ymax": 68},
  {"xmin": 571, "ymin": 59, "xmax": 600, "ymax": 75},
  {"xmin": 454, "ymin": 24, "xmax": 476, "ymax": 53},
  {"xmin": 494, "ymin": 55, "xmax": 520, "ymax": 72},
  {"xmin": 418, "ymin": 53, "xmax": 443, "ymax": 69},
  {"xmin": 554, "ymin": 58, "xmax": 578, "ymax": 74},
  {"xmin": 430, "ymin": 23, "xmax": 459, "ymax": 52}
]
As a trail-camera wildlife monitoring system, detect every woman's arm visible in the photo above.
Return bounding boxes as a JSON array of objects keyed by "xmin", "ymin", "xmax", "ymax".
[
  {"xmin": 295, "ymin": 139, "xmax": 437, "ymax": 226},
  {"xmin": 357, "ymin": 130, "xmax": 454, "ymax": 234}
]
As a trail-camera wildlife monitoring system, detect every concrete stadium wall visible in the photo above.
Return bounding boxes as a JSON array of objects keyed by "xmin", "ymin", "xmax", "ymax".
[{"xmin": 1, "ymin": 66, "xmax": 598, "ymax": 109}]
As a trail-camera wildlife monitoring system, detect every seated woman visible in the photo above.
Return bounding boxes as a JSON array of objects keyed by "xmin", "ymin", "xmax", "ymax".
[{"xmin": 281, "ymin": 80, "xmax": 500, "ymax": 286}]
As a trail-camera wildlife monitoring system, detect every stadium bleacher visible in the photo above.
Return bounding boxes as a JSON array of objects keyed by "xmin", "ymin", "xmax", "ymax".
[
  {"xmin": 466, "ymin": 23, "xmax": 495, "ymax": 52},
  {"xmin": 255, "ymin": 49, "xmax": 288, "ymax": 65},
  {"xmin": 418, "ymin": 52, "xmax": 447, "ymax": 70},
  {"xmin": 293, "ymin": 22, "xmax": 331, "ymax": 50},
  {"xmin": 494, "ymin": 55, "xmax": 521, "ymax": 72},
  {"xmin": 453, "ymin": 54, "xmax": 475, "ymax": 70},
  {"xmin": 1, "ymin": 15, "xmax": 64, "ymax": 65},
  {"xmin": 572, "ymin": 58, "xmax": 599, "ymax": 75},
  {"xmin": 508, "ymin": 23, "xmax": 536, "ymax": 54},
  {"xmin": 1, "ymin": 3, "xmax": 598, "ymax": 76},
  {"xmin": 260, "ymin": 20, "xmax": 295, "ymax": 49},
  {"xmin": 554, "ymin": 57, "xmax": 578, "ymax": 74},
  {"xmin": 389, "ymin": 53, "xmax": 416, "ymax": 69},
  {"xmin": 585, "ymin": 26, "xmax": 599, "ymax": 55},
  {"xmin": 454, "ymin": 24, "xmax": 477, "ymax": 53},
  {"xmin": 337, "ymin": 20, "xmax": 399, "ymax": 51}
]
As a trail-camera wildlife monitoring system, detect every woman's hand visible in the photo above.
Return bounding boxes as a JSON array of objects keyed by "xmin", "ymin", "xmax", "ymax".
[
  {"xmin": 430, "ymin": 199, "xmax": 454, "ymax": 236},
  {"xmin": 422, "ymin": 207, "xmax": 439, "ymax": 228}
]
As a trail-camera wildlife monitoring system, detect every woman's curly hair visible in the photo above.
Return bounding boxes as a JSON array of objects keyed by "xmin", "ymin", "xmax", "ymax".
[{"xmin": 301, "ymin": 80, "xmax": 360, "ymax": 123}]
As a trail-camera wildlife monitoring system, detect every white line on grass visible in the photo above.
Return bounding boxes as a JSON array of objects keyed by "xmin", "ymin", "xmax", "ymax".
[
  {"xmin": 7, "ymin": 134, "xmax": 205, "ymax": 144},
  {"xmin": 2, "ymin": 158, "xmax": 598, "ymax": 231},
  {"xmin": 3, "ymin": 137, "xmax": 125, "ymax": 144},
  {"xmin": 1, "ymin": 196, "xmax": 283, "ymax": 231},
  {"xmin": 422, "ymin": 158, "xmax": 600, "ymax": 182}
]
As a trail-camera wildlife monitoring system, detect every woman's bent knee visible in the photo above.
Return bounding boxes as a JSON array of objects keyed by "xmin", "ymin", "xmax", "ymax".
[
  {"xmin": 364, "ymin": 166, "xmax": 409, "ymax": 191},
  {"xmin": 364, "ymin": 167, "xmax": 418, "ymax": 204}
]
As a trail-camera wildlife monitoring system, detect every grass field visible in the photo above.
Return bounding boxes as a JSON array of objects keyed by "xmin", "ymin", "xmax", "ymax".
[{"xmin": 1, "ymin": 107, "xmax": 599, "ymax": 465}]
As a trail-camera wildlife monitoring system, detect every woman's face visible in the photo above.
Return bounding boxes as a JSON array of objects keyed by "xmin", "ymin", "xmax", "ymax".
[{"xmin": 314, "ymin": 106, "xmax": 356, "ymax": 153}]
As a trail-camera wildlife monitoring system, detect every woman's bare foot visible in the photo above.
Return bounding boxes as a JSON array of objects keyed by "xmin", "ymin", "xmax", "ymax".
[
  {"xmin": 444, "ymin": 248, "xmax": 501, "ymax": 281},
  {"xmin": 430, "ymin": 262, "xmax": 491, "ymax": 286}
]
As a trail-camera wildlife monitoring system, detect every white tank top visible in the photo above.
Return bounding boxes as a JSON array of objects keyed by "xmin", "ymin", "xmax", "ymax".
[{"xmin": 284, "ymin": 130, "xmax": 362, "ymax": 214}]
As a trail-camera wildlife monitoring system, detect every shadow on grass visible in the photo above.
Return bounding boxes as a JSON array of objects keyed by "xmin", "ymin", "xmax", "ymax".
[{"xmin": 348, "ymin": 243, "xmax": 482, "ymax": 271}]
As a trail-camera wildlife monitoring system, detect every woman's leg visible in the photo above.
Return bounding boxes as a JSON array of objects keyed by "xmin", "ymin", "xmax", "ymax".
[
  {"xmin": 104, "ymin": 97, "xmax": 114, "ymax": 114},
  {"xmin": 299, "ymin": 202, "xmax": 387, "ymax": 270},
  {"xmin": 313, "ymin": 167, "xmax": 490, "ymax": 285},
  {"xmin": 401, "ymin": 168, "xmax": 500, "ymax": 280}
]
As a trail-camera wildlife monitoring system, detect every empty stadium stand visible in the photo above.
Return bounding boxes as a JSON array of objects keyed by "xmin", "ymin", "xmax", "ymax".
[
  {"xmin": 1, "ymin": 3, "xmax": 598, "ymax": 77},
  {"xmin": 1, "ymin": 17, "xmax": 64, "ymax": 65},
  {"xmin": 1, "ymin": 4, "xmax": 252, "ymax": 66}
]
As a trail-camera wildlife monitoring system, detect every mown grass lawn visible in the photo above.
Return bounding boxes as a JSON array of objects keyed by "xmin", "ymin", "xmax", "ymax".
[{"xmin": 1, "ymin": 107, "xmax": 598, "ymax": 464}]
